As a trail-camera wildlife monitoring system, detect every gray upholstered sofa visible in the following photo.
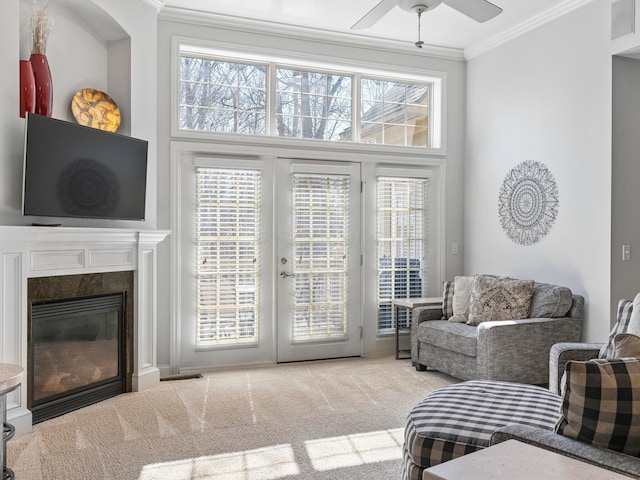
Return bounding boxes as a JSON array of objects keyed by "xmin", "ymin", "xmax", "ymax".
[{"xmin": 410, "ymin": 280, "xmax": 584, "ymax": 384}]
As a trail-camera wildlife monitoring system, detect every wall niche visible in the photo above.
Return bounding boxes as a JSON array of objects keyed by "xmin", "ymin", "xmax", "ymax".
[{"xmin": 19, "ymin": 0, "xmax": 132, "ymax": 134}]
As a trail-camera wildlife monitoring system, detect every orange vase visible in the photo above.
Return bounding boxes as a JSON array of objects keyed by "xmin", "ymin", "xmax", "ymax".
[
  {"xmin": 20, "ymin": 60, "xmax": 36, "ymax": 118},
  {"xmin": 30, "ymin": 53, "xmax": 53, "ymax": 117}
]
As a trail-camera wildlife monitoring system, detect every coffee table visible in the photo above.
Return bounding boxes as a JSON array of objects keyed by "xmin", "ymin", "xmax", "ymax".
[{"xmin": 423, "ymin": 439, "xmax": 630, "ymax": 480}]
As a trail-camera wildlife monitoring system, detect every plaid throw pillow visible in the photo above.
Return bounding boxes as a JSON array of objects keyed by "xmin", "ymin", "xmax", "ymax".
[
  {"xmin": 599, "ymin": 299, "xmax": 634, "ymax": 359},
  {"xmin": 442, "ymin": 281, "xmax": 454, "ymax": 320},
  {"xmin": 555, "ymin": 358, "xmax": 640, "ymax": 456}
]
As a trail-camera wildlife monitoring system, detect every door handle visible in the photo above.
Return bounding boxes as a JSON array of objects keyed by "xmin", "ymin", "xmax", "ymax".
[{"xmin": 280, "ymin": 271, "xmax": 295, "ymax": 278}]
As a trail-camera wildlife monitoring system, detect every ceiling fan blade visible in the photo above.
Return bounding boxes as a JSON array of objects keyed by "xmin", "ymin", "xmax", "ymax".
[
  {"xmin": 350, "ymin": 0, "xmax": 397, "ymax": 30},
  {"xmin": 442, "ymin": 0, "xmax": 502, "ymax": 23}
]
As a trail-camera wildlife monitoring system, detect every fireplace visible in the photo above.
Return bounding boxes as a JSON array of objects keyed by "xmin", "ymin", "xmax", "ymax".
[{"xmin": 27, "ymin": 271, "xmax": 134, "ymax": 424}]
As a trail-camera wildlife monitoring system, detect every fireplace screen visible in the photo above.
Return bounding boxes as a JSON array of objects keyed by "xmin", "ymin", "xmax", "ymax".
[{"xmin": 30, "ymin": 293, "xmax": 125, "ymax": 423}]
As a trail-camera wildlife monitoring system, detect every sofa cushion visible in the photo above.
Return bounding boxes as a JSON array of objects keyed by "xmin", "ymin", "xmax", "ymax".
[
  {"xmin": 529, "ymin": 283, "xmax": 573, "ymax": 318},
  {"xmin": 450, "ymin": 276, "xmax": 475, "ymax": 323},
  {"xmin": 599, "ymin": 299, "xmax": 634, "ymax": 359},
  {"xmin": 467, "ymin": 275, "xmax": 535, "ymax": 326},
  {"xmin": 419, "ymin": 320, "xmax": 478, "ymax": 357},
  {"xmin": 555, "ymin": 358, "xmax": 640, "ymax": 456},
  {"xmin": 614, "ymin": 333, "xmax": 640, "ymax": 358},
  {"xmin": 442, "ymin": 280, "xmax": 454, "ymax": 320}
]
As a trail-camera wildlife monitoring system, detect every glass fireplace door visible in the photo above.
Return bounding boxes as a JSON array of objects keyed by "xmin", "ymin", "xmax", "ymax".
[{"xmin": 30, "ymin": 293, "xmax": 125, "ymax": 423}]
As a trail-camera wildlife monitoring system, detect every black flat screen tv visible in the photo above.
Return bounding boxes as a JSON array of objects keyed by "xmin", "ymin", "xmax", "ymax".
[{"xmin": 23, "ymin": 113, "xmax": 148, "ymax": 221}]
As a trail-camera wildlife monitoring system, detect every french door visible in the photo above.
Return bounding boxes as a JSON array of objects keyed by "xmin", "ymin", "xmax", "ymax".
[{"xmin": 276, "ymin": 160, "xmax": 362, "ymax": 362}]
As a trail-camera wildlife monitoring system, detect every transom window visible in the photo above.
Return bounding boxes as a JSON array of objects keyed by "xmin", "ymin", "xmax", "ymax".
[
  {"xmin": 179, "ymin": 57, "xmax": 267, "ymax": 135},
  {"xmin": 178, "ymin": 45, "xmax": 441, "ymax": 148},
  {"xmin": 361, "ymin": 79, "xmax": 429, "ymax": 146},
  {"xmin": 276, "ymin": 68, "xmax": 352, "ymax": 141}
]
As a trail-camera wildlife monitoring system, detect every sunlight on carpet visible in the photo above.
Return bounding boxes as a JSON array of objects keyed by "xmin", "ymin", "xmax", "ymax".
[
  {"xmin": 305, "ymin": 428, "xmax": 404, "ymax": 471},
  {"xmin": 139, "ymin": 444, "xmax": 299, "ymax": 480},
  {"xmin": 138, "ymin": 428, "xmax": 404, "ymax": 479}
]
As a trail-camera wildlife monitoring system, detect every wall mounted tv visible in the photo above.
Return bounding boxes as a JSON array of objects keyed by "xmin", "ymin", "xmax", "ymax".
[{"xmin": 23, "ymin": 113, "xmax": 148, "ymax": 221}]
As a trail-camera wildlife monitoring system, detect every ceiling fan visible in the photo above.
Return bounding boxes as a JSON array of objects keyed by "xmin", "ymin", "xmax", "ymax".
[{"xmin": 351, "ymin": 0, "xmax": 503, "ymax": 48}]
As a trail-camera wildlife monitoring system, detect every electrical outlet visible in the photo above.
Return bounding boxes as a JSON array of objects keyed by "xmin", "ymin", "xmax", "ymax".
[{"xmin": 451, "ymin": 243, "xmax": 459, "ymax": 255}]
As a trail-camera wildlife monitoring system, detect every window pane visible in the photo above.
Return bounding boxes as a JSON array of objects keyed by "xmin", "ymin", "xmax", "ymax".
[
  {"xmin": 276, "ymin": 68, "xmax": 353, "ymax": 141},
  {"xmin": 376, "ymin": 177, "xmax": 429, "ymax": 333},
  {"xmin": 179, "ymin": 55, "xmax": 267, "ymax": 135},
  {"xmin": 361, "ymin": 78, "xmax": 430, "ymax": 147}
]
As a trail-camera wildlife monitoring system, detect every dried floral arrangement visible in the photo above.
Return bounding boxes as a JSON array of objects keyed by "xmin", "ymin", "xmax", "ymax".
[{"xmin": 30, "ymin": 4, "xmax": 53, "ymax": 55}]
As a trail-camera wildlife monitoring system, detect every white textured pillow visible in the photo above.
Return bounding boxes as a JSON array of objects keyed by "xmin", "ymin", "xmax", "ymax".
[
  {"xmin": 627, "ymin": 292, "xmax": 640, "ymax": 337},
  {"xmin": 449, "ymin": 276, "xmax": 475, "ymax": 323}
]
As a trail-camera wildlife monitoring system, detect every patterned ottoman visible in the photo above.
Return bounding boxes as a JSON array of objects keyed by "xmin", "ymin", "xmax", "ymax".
[{"xmin": 402, "ymin": 380, "xmax": 561, "ymax": 480}]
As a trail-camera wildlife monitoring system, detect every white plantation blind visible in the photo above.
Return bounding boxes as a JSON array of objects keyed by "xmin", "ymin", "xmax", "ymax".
[
  {"xmin": 196, "ymin": 167, "xmax": 261, "ymax": 346},
  {"xmin": 291, "ymin": 173, "xmax": 350, "ymax": 340},
  {"xmin": 376, "ymin": 176, "xmax": 430, "ymax": 332}
]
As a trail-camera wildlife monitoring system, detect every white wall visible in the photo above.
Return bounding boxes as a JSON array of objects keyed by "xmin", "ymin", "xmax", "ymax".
[{"xmin": 465, "ymin": 1, "xmax": 612, "ymax": 342}]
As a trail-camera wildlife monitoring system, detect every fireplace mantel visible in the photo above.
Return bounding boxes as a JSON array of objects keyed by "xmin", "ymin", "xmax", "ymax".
[{"xmin": 0, "ymin": 226, "xmax": 170, "ymax": 436}]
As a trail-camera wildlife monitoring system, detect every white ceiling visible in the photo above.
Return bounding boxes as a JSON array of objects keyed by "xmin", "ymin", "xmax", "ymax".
[{"xmin": 160, "ymin": 0, "xmax": 576, "ymax": 54}]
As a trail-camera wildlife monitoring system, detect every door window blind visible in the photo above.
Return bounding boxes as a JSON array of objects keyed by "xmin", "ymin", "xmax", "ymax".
[
  {"xmin": 291, "ymin": 173, "xmax": 350, "ymax": 340},
  {"xmin": 376, "ymin": 176, "xmax": 429, "ymax": 332},
  {"xmin": 196, "ymin": 167, "xmax": 261, "ymax": 346}
]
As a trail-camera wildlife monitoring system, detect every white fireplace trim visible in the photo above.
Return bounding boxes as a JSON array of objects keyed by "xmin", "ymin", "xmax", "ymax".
[{"xmin": 0, "ymin": 226, "xmax": 169, "ymax": 437}]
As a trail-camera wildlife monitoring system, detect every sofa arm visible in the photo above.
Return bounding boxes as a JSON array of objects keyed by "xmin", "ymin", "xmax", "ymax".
[
  {"xmin": 548, "ymin": 342, "xmax": 603, "ymax": 395},
  {"xmin": 476, "ymin": 316, "xmax": 583, "ymax": 385},
  {"xmin": 491, "ymin": 424, "xmax": 640, "ymax": 478},
  {"xmin": 410, "ymin": 305, "xmax": 442, "ymax": 365}
]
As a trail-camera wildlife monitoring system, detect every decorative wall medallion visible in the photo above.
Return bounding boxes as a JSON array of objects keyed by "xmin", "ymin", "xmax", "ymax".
[{"xmin": 498, "ymin": 160, "xmax": 559, "ymax": 246}]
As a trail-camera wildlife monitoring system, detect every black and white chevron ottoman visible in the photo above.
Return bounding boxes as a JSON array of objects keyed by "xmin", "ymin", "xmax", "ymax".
[{"xmin": 402, "ymin": 380, "xmax": 561, "ymax": 480}]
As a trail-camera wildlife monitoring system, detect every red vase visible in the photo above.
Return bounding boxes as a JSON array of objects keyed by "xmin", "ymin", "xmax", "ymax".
[
  {"xmin": 20, "ymin": 60, "xmax": 36, "ymax": 118},
  {"xmin": 29, "ymin": 53, "xmax": 53, "ymax": 117}
]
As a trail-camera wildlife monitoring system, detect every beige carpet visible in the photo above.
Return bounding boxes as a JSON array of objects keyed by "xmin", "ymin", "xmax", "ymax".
[{"xmin": 8, "ymin": 356, "xmax": 456, "ymax": 480}]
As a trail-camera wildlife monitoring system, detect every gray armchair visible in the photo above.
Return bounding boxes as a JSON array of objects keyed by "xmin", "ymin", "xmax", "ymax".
[{"xmin": 548, "ymin": 297, "xmax": 636, "ymax": 394}]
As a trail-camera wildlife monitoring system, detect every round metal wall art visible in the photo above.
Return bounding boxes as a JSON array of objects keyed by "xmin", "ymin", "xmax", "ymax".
[{"xmin": 498, "ymin": 160, "xmax": 559, "ymax": 246}]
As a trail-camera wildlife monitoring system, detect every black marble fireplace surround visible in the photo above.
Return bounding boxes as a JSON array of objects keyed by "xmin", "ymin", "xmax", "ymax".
[{"xmin": 27, "ymin": 272, "xmax": 134, "ymax": 423}]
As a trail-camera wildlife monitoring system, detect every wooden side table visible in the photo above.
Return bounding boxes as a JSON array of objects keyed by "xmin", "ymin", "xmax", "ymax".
[
  {"xmin": 392, "ymin": 297, "xmax": 441, "ymax": 359},
  {"xmin": 0, "ymin": 364, "xmax": 23, "ymax": 480},
  {"xmin": 423, "ymin": 439, "xmax": 630, "ymax": 480}
]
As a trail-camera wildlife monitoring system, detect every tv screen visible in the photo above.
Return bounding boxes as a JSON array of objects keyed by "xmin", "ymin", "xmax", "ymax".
[{"xmin": 23, "ymin": 113, "xmax": 148, "ymax": 221}]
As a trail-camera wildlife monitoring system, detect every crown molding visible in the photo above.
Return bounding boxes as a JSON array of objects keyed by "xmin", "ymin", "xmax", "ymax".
[
  {"xmin": 142, "ymin": 0, "xmax": 165, "ymax": 11},
  {"xmin": 464, "ymin": 0, "xmax": 599, "ymax": 60},
  {"xmin": 158, "ymin": 7, "xmax": 465, "ymax": 62}
]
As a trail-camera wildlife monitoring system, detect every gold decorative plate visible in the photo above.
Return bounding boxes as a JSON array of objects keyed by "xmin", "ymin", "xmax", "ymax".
[{"xmin": 71, "ymin": 88, "xmax": 121, "ymax": 132}]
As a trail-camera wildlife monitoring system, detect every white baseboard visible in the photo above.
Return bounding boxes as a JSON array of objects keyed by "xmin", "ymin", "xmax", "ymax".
[
  {"xmin": 8, "ymin": 408, "xmax": 32, "ymax": 438},
  {"xmin": 132, "ymin": 367, "xmax": 160, "ymax": 391}
]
